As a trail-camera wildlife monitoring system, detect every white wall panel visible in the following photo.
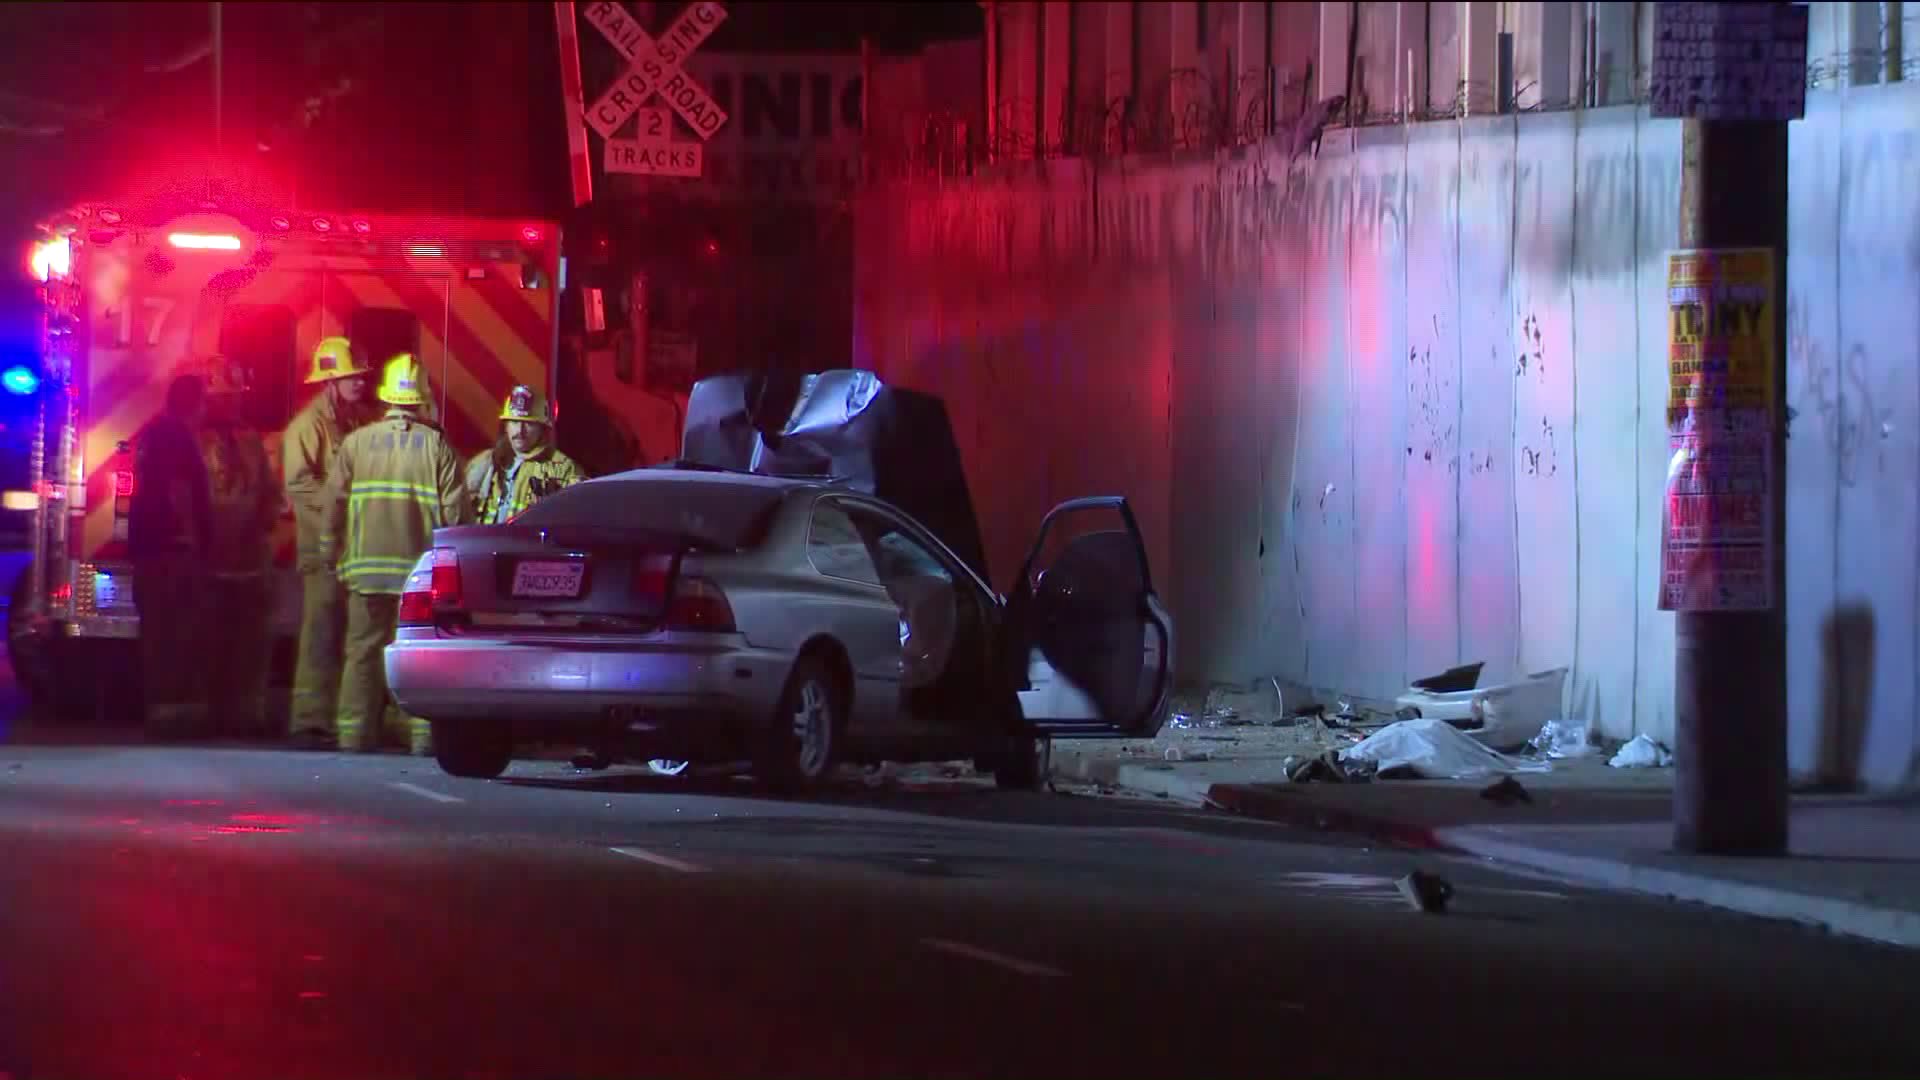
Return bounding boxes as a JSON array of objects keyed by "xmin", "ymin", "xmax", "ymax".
[
  {"xmin": 1455, "ymin": 114, "xmax": 1524, "ymax": 683},
  {"xmin": 1630, "ymin": 106, "xmax": 1682, "ymax": 744},
  {"xmin": 1403, "ymin": 121, "xmax": 1466, "ymax": 680},
  {"xmin": 1567, "ymin": 105, "xmax": 1645, "ymax": 735},
  {"xmin": 1785, "ymin": 91, "xmax": 1847, "ymax": 782},
  {"xmin": 1509, "ymin": 110, "xmax": 1580, "ymax": 679},
  {"xmin": 1830, "ymin": 85, "xmax": 1920, "ymax": 788},
  {"xmin": 1294, "ymin": 135, "xmax": 1361, "ymax": 692},
  {"xmin": 1348, "ymin": 127, "xmax": 1413, "ymax": 696}
]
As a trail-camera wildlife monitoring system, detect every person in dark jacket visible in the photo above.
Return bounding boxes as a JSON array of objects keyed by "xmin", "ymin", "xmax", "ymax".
[{"xmin": 128, "ymin": 373, "xmax": 214, "ymax": 739}]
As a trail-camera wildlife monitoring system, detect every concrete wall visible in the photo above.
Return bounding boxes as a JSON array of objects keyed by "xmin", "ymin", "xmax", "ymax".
[{"xmin": 854, "ymin": 81, "xmax": 1920, "ymax": 790}]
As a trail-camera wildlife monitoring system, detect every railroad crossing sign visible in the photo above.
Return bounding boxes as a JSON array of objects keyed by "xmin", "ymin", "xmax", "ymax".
[{"xmin": 581, "ymin": 1, "xmax": 729, "ymax": 177}]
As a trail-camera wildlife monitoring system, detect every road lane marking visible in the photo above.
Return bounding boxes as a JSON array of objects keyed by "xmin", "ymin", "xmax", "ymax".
[
  {"xmin": 390, "ymin": 781, "xmax": 464, "ymax": 804},
  {"xmin": 919, "ymin": 938, "xmax": 1067, "ymax": 978},
  {"xmin": 610, "ymin": 845, "xmax": 707, "ymax": 873}
]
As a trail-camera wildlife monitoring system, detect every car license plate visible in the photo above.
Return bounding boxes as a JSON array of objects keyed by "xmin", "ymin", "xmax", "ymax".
[{"xmin": 512, "ymin": 560, "xmax": 585, "ymax": 598}]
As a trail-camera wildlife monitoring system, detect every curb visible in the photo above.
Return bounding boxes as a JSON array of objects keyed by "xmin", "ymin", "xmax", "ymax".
[
  {"xmin": 1436, "ymin": 826, "xmax": 1920, "ymax": 950},
  {"xmin": 1085, "ymin": 771, "xmax": 1920, "ymax": 949}
]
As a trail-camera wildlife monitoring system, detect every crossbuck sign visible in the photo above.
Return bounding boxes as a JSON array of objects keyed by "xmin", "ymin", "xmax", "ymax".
[{"xmin": 582, "ymin": 1, "xmax": 729, "ymax": 177}]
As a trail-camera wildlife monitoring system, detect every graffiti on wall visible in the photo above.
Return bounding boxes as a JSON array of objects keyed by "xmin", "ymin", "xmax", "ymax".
[{"xmin": 1788, "ymin": 292, "xmax": 1890, "ymax": 488}]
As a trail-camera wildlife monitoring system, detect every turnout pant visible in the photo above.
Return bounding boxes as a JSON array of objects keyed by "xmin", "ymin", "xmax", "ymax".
[
  {"xmin": 337, "ymin": 590, "xmax": 432, "ymax": 754},
  {"xmin": 134, "ymin": 554, "xmax": 210, "ymax": 739},
  {"xmin": 291, "ymin": 568, "xmax": 346, "ymax": 736},
  {"xmin": 205, "ymin": 574, "xmax": 272, "ymax": 737}
]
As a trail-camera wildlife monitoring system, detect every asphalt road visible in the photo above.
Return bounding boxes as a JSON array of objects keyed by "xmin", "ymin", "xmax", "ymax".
[{"xmin": 0, "ymin": 727, "xmax": 1916, "ymax": 1080}]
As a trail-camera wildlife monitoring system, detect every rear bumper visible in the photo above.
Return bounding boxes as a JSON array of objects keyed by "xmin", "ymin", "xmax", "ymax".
[{"xmin": 384, "ymin": 631, "xmax": 791, "ymax": 749}]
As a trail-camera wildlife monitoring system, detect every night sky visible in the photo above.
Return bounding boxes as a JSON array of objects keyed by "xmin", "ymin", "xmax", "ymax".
[{"xmin": 0, "ymin": 1, "xmax": 981, "ymax": 237}]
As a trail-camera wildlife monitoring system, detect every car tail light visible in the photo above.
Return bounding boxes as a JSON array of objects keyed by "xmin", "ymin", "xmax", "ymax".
[
  {"xmin": 399, "ymin": 547, "xmax": 461, "ymax": 626},
  {"xmin": 665, "ymin": 576, "xmax": 734, "ymax": 633},
  {"xmin": 114, "ymin": 470, "xmax": 135, "ymax": 498}
]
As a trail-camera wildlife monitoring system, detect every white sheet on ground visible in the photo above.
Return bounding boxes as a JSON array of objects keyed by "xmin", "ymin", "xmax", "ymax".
[
  {"xmin": 1340, "ymin": 718, "xmax": 1554, "ymax": 780},
  {"xmin": 1608, "ymin": 733, "xmax": 1673, "ymax": 768}
]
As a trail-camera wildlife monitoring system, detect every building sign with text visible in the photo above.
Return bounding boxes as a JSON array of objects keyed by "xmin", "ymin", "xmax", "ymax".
[{"xmin": 1650, "ymin": 2, "xmax": 1809, "ymax": 122}]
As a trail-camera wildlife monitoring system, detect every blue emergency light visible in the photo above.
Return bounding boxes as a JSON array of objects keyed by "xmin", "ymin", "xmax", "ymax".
[{"xmin": 2, "ymin": 365, "xmax": 40, "ymax": 396}]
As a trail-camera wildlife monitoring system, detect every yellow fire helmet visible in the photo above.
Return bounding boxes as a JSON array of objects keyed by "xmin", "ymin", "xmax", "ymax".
[
  {"xmin": 306, "ymin": 336, "xmax": 367, "ymax": 385},
  {"xmin": 499, "ymin": 384, "xmax": 552, "ymax": 425},
  {"xmin": 377, "ymin": 352, "xmax": 428, "ymax": 407},
  {"xmin": 202, "ymin": 354, "xmax": 250, "ymax": 396}
]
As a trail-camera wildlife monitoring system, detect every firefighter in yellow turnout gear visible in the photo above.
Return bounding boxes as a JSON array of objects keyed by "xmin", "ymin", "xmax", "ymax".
[
  {"xmin": 321, "ymin": 354, "xmax": 473, "ymax": 754},
  {"xmin": 197, "ymin": 356, "xmax": 282, "ymax": 736},
  {"xmin": 283, "ymin": 337, "xmax": 376, "ymax": 745},
  {"xmin": 465, "ymin": 385, "xmax": 587, "ymax": 524}
]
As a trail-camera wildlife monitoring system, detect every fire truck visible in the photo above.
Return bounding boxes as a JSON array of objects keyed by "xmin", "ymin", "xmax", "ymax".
[{"xmin": 9, "ymin": 180, "xmax": 561, "ymax": 720}]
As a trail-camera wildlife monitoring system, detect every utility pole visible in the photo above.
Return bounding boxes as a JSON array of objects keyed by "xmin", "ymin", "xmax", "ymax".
[{"xmin": 1653, "ymin": 2, "xmax": 1808, "ymax": 856}]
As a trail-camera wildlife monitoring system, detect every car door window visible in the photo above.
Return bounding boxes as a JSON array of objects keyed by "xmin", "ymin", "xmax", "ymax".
[
  {"xmin": 807, "ymin": 501, "xmax": 882, "ymax": 586},
  {"xmin": 843, "ymin": 507, "xmax": 959, "ymax": 691}
]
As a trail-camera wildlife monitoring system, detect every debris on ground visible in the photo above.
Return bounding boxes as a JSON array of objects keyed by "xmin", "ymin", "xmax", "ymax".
[
  {"xmin": 1284, "ymin": 749, "xmax": 1373, "ymax": 784},
  {"xmin": 1340, "ymin": 718, "xmax": 1553, "ymax": 780},
  {"xmin": 1396, "ymin": 869, "xmax": 1455, "ymax": 914},
  {"xmin": 1171, "ymin": 678, "xmax": 1291, "ymax": 729},
  {"xmin": 1527, "ymin": 717, "xmax": 1594, "ymax": 759},
  {"xmin": 1392, "ymin": 664, "xmax": 1568, "ymax": 752},
  {"xmin": 1480, "ymin": 775, "xmax": 1533, "ymax": 806},
  {"xmin": 1609, "ymin": 734, "xmax": 1673, "ymax": 769},
  {"xmin": 1164, "ymin": 746, "xmax": 1213, "ymax": 762}
]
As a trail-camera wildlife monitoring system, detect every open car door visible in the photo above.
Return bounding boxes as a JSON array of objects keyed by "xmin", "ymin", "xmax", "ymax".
[{"xmin": 999, "ymin": 497, "xmax": 1174, "ymax": 739}]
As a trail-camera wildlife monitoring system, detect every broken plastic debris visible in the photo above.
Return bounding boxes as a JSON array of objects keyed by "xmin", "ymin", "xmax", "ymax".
[
  {"xmin": 1397, "ymin": 869, "xmax": 1454, "ymax": 913},
  {"xmin": 1165, "ymin": 746, "xmax": 1212, "ymax": 762},
  {"xmin": 1609, "ymin": 734, "xmax": 1672, "ymax": 769},
  {"xmin": 1528, "ymin": 717, "xmax": 1593, "ymax": 759}
]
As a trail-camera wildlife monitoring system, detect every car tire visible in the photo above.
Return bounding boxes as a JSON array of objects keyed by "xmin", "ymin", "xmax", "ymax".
[
  {"xmin": 994, "ymin": 736, "xmax": 1053, "ymax": 791},
  {"xmin": 433, "ymin": 720, "xmax": 514, "ymax": 780},
  {"xmin": 756, "ymin": 653, "xmax": 843, "ymax": 794}
]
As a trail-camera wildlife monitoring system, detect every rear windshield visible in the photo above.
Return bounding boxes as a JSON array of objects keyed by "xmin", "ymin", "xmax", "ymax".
[{"xmin": 510, "ymin": 476, "xmax": 788, "ymax": 550}]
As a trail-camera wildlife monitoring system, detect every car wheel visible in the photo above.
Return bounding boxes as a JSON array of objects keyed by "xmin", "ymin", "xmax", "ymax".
[
  {"xmin": 433, "ymin": 720, "xmax": 513, "ymax": 780},
  {"xmin": 994, "ymin": 736, "xmax": 1053, "ymax": 791},
  {"xmin": 756, "ymin": 654, "xmax": 842, "ymax": 793},
  {"xmin": 647, "ymin": 759, "xmax": 690, "ymax": 776}
]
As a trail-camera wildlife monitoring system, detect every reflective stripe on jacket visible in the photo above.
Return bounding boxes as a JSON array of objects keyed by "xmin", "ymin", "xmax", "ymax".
[
  {"xmin": 465, "ymin": 442, "xmax": 588, "ymax": 524},
  {"xmin": 322, "ymin": 410, "xmax": 473, "ymax": 595}
]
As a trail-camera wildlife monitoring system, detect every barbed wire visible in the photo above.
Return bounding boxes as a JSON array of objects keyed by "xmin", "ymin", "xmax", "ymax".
[{"xmin": 865, "ymin": 41, "xmax": 1918, "ymax": 184}]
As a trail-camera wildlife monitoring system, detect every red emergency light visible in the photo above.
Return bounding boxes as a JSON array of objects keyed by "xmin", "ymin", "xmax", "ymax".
[
  {"xmin": 520, "ymin": 225, "xmax": 544, "ymax": 245},
  {"xmin": 167, "ymin": 232, "xmax": 242, "ymax": 251},
  {"xmin": 311, "ymin": 217, "xmax": 332, "ymax": 233},
  {"xmin": 96, "ymin": 209, "xmax": 123, "ymax": 226},
  {"xmin": 269, "ymin": 215, "xmax": 292, "ymax": 232},
  {"xmin": 114, "ymin": 470, "xmax": 135, "ymax": 498},
  {"xmin": 351, "ymin": 219, "xmax": 372, "ymax": 235}
]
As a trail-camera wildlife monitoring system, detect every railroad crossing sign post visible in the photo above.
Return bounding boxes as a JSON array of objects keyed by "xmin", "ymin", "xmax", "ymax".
[{"xmin": 580, "ymin": 0, "xmax": 729, "ymax": 177}]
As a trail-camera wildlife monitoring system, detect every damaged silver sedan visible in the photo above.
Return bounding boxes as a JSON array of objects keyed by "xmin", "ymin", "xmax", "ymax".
[{"xmin": 385, "ymin": 370, "xmax": 1175, "ymax": 791}]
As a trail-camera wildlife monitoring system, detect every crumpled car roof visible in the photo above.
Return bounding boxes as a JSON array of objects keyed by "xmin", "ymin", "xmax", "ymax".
[{"xmin": 680, "ymin": 369, "xmax": 991, "ymax": 583}]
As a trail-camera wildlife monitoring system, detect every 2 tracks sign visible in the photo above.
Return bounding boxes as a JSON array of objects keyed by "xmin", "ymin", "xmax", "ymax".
[{"xmin": 579, "ymin": 1, "xmax": 731, "ymax": 177}]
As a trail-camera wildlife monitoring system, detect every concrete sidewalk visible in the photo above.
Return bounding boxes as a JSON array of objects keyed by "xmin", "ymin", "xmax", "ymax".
[{"xmin": 1054, "ymin": 715, "xmax": 1920, "ymax": 948}]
